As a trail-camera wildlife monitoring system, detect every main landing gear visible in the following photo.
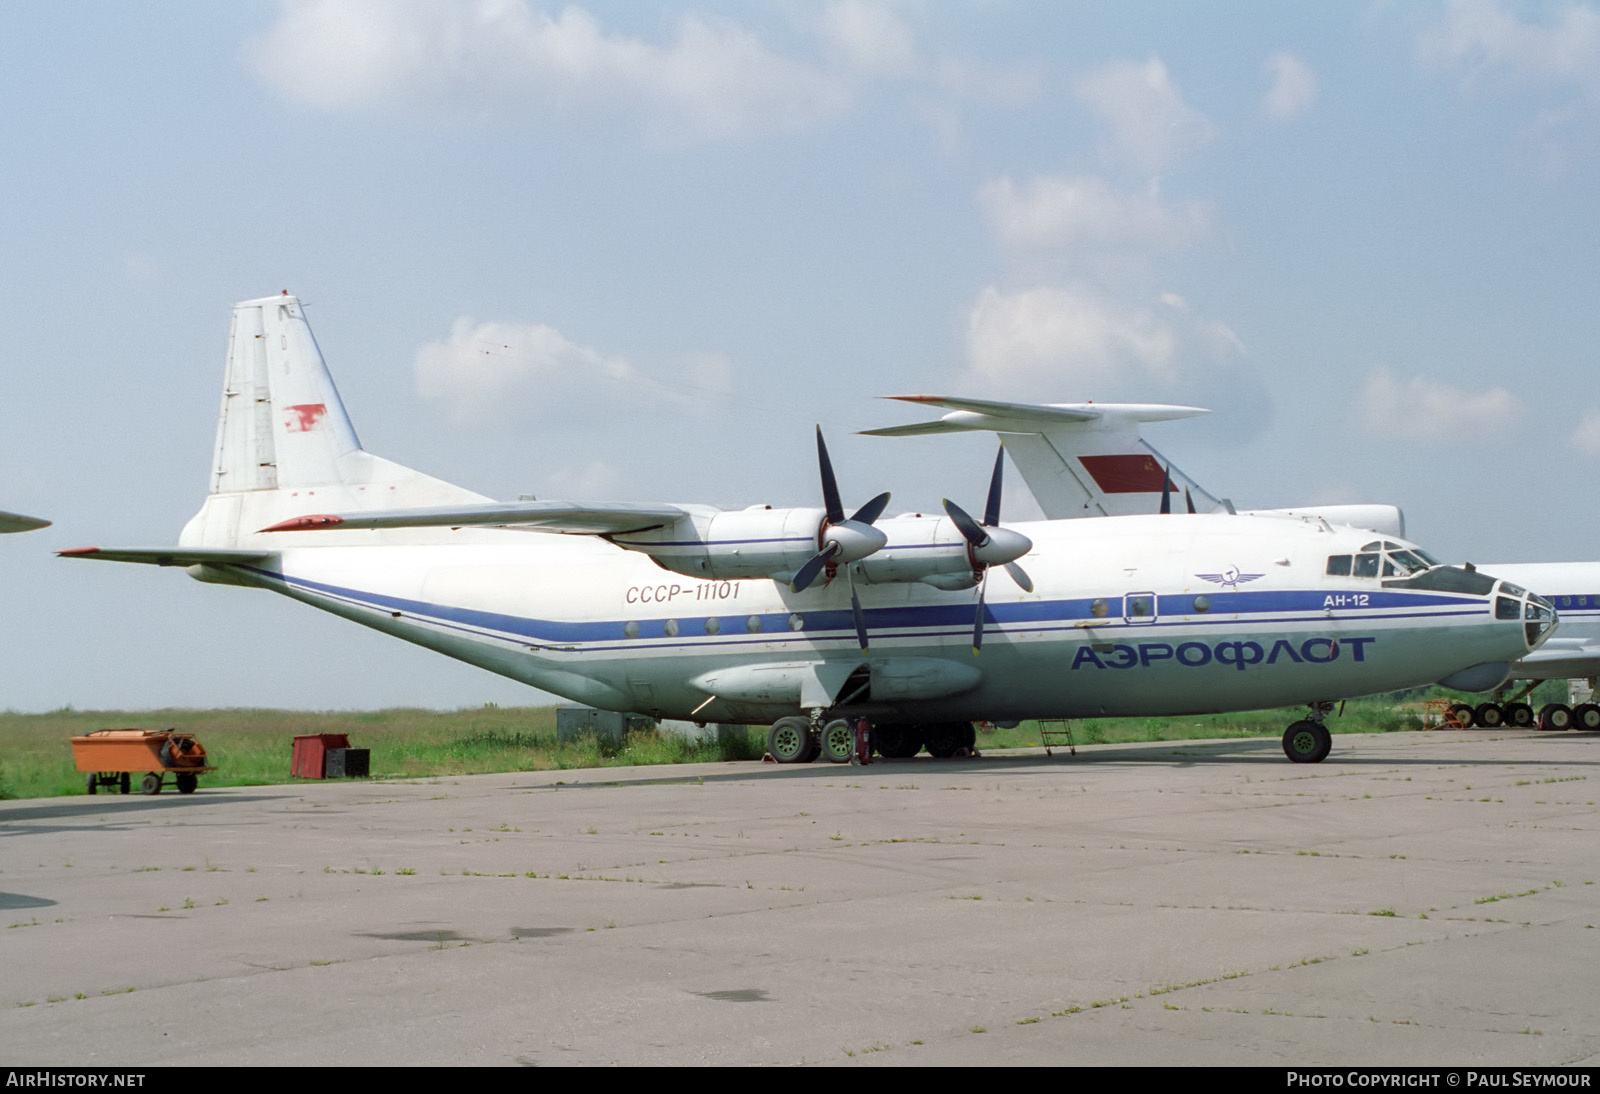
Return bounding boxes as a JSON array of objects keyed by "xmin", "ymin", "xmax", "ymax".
[
  {"xmin": 765, "ymin": 716, "xmax": 979, "ymax": 764},
  {"xmin": 1448, "ymin": 699, "xmax": 1599, "ymax": 731},
  {"xmin": 1282, "ymin": 702, "xmax": 1335, "ymax": 764}
]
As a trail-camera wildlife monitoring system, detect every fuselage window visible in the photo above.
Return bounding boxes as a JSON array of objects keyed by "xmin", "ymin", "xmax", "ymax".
[
  {"xmin": 663, "ymin": 619, "xmax": 680, "ymax": 637},
  {"xmin": 705, "ymin": 617, "xmax": 721, "ymax": 635},
  {"xmin": 1495, "ymin": 597, "xmax": 1520, "ymax": 620},
  {"xmin": 746, "ymin": 615, "xmax": 763, "ymax": 633},
  {"xmin": 1128, "ymin": 596, "xmax": 1152, "ymax": 617},
  {"xmin": 1090, "ymin": 598, "xmax": 1109, "ymax": 618},
  {"xmin": 1193, "ymin": 595, "xmax": 1211, "ymax": 613},
  {"xmin": 1326, "ymin": 555, "xmax": 1352, "ymax": 576},
  {"xmin": 623, "ymin": 621, "xmax": 640, "ymax": 639}
]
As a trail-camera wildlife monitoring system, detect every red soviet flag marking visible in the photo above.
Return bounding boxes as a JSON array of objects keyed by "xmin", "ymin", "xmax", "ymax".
[
  {"xmin": 284, "ymin": 403, "xmax": 327, "ymax": 432},
  {"xmin": 1079, "ymin": 454, "xmax": 1168, "ymax": 493}
]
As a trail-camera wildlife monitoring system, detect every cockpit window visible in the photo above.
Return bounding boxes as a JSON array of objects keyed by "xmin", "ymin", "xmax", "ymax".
[{"xmin": 1333, "ymin": 544, "xmax": 1435, "ymax": 580}]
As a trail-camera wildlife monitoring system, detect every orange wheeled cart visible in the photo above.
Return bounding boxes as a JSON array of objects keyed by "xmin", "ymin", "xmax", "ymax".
[{"xmin": 71, "ymin": 729, "xmax": 214, "ymax": 795}]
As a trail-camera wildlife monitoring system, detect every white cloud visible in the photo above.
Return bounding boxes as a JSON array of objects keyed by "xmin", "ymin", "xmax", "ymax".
[
  {"xmin": 1421, "ymin": 0, "xmax": 1600, "ymax": 99},
  {"xmin": 1074, "ymin": 56, "xmax": 1217, "ymax": 173},
  {"xmin": 414, "ymin": 317, "xmax": 639, "ymax": 424},
  {"xmin": 247, "ymin": 0, "xmax": 851, "ymax": 142},
  {"xmin": 964, "ymin": 284, "xmax": 1245, "ymax": 397},
  {"xmin": 1572, "ymin": 407, "xmax": 1600, "ymax": 455},
  {"xmin": 1262, "ymin": 51, "xmax": 1317, "ymax": 121},
  {"xmin": 819, "ymin": 0, "xmax": 918, "ymax": 77},
  {"xmin": 1355, "ymin": 366, "xmax": 1524, "ymax": 440},
  {"xmin": 978, "ymin": 174, "xmax": 1212, "ymax": 252}
]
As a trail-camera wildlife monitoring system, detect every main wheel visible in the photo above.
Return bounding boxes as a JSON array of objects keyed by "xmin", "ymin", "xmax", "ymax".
[
  {"xmin": 873, "ymin": 725, "xmax": 922, "ymax": 759},
  {"xmin": 820, "ymin": 719, "xmax": 854, "ymax": 764},
  {"xmin": 1503, "ymin": 702, "xmax": 1535, "ymax": 728},
  {"xmin": 922, "ymin": 723, "xmax": 966, "ymax": 759},
  {"xmin": 1538, "ymin": 703, "xmax": 1573, "ymax": 731},
  {"xmin": 1474, "ymin": 703, "xmax": 1505, "ymax": 728},
  {"xmin": 766, "ymin": 718, "xmax": 813, "ymax": 764},
  {"xmin": 1574, "ymin": 703, "xmax": 1600, "ymax": 730},
  {"xmin": 1282, "ymin": 720, "xmax": 1332, "ymax": 764},
  {"xmin": 1448, "ymin": 702, "xmax": 1475, "ymax": 728},
  {"xmin": 140, "ymin": 773, "xmax": 162, "ymax": 795}
]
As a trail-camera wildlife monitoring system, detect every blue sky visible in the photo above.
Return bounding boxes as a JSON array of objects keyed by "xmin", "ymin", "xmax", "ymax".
[{"xmin": 4, "ymin": 0, "xmax": 1599, "ymax": 711}]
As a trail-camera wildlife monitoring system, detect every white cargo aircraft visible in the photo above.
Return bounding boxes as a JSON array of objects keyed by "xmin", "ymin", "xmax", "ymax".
[
  {"xmin": 0, "ymin": 510, "xmax": 49, "ymax": 533},
  {"xmin": 61, "ymin": 295, "xmax": 1554, "ymax": 764},
  {"xmin": 865, "ymin": 394, "xmax": 1599, "ymax": 731}
]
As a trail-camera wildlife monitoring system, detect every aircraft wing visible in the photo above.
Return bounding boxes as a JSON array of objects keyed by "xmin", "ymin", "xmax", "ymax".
[
  {"xmin": 1509, "ymin": 640, "xmax": 1600, "ymax": 681},
  {"xmin": 57, "ymin": 546, "xmax": 277, "ymax": 567},
  {"xmin": 257, "ymin": 500, "xmax": 689, "ymax": 535},
  {"xmin": 0, "ymin": 509, "xmax": 50, "ymax": 533}
]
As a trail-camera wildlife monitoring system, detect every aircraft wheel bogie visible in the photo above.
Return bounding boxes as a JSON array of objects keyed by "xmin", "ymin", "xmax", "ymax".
[
  {"xmin": 1537, "ymin": 703, "xmax": 1573, "ymax": 731},
  {"xmin": 1503, "ymin": 702, "xmax": 1535, "ymax": 728},
  {"xmin": 1282, "ymin": 720, "xmax": 1332, "ymax": 764},
  {"xmin": 1474, "ymin": 703, "xmax": 1505, "ymax": 728},
  {"xmin": 767, "ymin": 718, "xmax": 814, "ymax": 764},
  {"xmin": 1448, "ymin": 702, "xmax": 1475, "ymax": 728},
  {"xmin": 1573, "ymin": 703, "xmax": 1600, "ymax": 731},
  {"xmin": 820, "ymin": 719, "xmax": 855, "ymax": 763}
]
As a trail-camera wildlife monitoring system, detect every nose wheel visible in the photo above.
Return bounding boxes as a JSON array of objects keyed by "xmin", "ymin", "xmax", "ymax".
[{"xmin": 1282, "ymin": 719, "xmax": 1332, "ymax": 764}]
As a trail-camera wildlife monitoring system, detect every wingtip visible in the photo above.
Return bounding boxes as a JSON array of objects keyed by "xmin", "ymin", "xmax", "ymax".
[{"xmin": 56, "ymin": 546, "xmax": 101, "ymax": 557}]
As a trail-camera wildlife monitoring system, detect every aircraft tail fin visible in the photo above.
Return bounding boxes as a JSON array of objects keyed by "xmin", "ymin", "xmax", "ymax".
[{"xmin": 182, "ymin": 293, "xmax": 488, "ymax": 548}]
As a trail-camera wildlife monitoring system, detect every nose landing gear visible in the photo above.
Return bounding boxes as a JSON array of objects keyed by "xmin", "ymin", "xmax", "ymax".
[{"xmin": 1282, "ymin": 702, "xmax": 1335, "ymax": 764}]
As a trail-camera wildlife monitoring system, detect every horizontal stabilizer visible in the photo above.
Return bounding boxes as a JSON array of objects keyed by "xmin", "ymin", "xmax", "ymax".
[
  {"xmin": 0, "ymin": 509, "xmax": 50, "ymax": 533},
  {"xmin": 58, "ymin": 546, "xmax": 276, "ymax": 567},
  {"xmin": 259, "ymin": 500, "xmax": 689, "ymax": 536}
]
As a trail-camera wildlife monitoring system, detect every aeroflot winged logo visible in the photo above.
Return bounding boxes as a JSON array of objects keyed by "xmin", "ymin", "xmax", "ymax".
[{"xmin": 1196, "ymin": 566, "xmax": 1265, "ymax": 589}]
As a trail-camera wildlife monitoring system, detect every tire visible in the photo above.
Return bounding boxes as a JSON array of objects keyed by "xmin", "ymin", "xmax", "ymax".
[
  {"xmin": 1448, "ymin": 703, "xmax": 1475, "ymax": 728},
  {"xmin": 1474, "ymin": 703, "xmax": 1505, "ymax": 728},
  {"xmin": 119, "ymin": 773, "xmax": 131, "ymax": 794},
  {"xmin": 159, "ymin": 740, "xmax": 176, "ymax": 768},
  {"xmin": 175, "ymin": 773, "xmax": 198, "ymax": 794},
  {"xmin": 1503, "ymin": 703, "xmax": 1535, "ymax": 728},
  {"xmin": 820, "ymin": 719, "xmax": 854, "ymax": 764},
  {"xmin": 1538, "ymin": 703, "xmax": 1573, "ymax": 731},
  {"xmin": 1282, "ymin": 720, "xmax": 1332, "ymax": 764},
  {"xmin": 1574, "ymin": 704, "xmax": 1600, "ymax": 731},
  {"xmin": 141, "ymin": 773, "xmax": 162, "ymax": 795},
  {"xmin": 922, "ymin": 723, "xmax": 966, "ymax": 759},
  {"xmin": 85, "ymin": 773, "xmax": 98, "ymax": 795},
  {"xmin": 960, "ymin": 722, "xmax": 977, "ymax": 750},
  {"xmin": 873, "ymin": 725, "xmax": 922, "ymax": 759},
  {"xmin": 766, "ymin": 718, "xmax": 813, "ymax": 764}
]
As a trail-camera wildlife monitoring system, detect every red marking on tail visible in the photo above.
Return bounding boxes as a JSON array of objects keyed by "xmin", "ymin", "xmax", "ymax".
[
  {"xmin": 284, "ymin": 403, "xmax": 327, "ymax": 433},
  {"xmin": 1079, "ymin": 454, "xmax": 1167, "ymax": 493}
]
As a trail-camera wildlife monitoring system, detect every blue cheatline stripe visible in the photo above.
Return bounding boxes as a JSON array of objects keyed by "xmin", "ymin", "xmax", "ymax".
[{"xmin": 238, "ymin": 564, "xmax": 1494, "ymax": 655}]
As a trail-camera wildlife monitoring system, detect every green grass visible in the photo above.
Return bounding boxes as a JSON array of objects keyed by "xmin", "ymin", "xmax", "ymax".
[
  {"xmin": 0, "ymin": 685, "xmax": 1549, "ymax": 800},
  {"xmin": 0, "ymin": 706, "xmax": 765, "ymax": 800}
]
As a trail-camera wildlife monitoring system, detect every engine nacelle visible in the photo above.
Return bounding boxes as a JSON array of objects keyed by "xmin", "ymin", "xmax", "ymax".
[{"xmin": 610, "ymin": 505, "xmax": 830, "ymax": 581}]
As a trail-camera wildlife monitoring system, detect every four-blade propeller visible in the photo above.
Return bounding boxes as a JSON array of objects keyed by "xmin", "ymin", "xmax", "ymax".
[
  {"xmin": 790, "ymin": 428, "xmax": 890, "ymax": 654},
  {"xmin": 942, "ymin": 447, "xmax": 1034, "ymax": 654}
]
